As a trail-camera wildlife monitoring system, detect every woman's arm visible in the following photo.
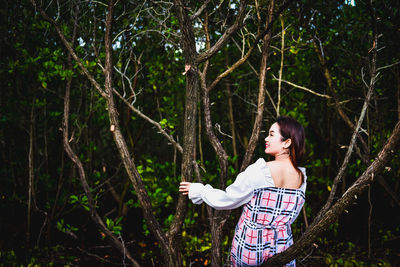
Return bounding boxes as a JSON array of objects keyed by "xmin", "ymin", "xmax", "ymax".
[{"xmin": 178, "ymin": 164, "xmax": 258, "ymax": 210}]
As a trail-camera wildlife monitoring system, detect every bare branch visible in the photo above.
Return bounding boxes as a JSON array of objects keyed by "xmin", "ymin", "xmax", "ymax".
[
  {"xmin": 215, "ymin": 123, "xmax": 232, "ymax": 139},
  {"xmin": 197, "ymin": 7, "xmax": 229, "ymax": 190},
  {"xmin": 312, "ymin": 37, "xmax": 370, "ymax": 154},
  {"xmin": 190, "ymin": 0, "xmax": 211, "ymax": 20},
  {"xmin": 207, "ymin": 41, "xmax": 255, "ymax": 91},
  {"xmin": 113, "ymin": 89, "xmax": 183, "ymax": 153},
  {"xmin": 277, "ymin": 14, "xmax": 285, "ymax": 116},
  {"xmin": 376, "ymin": 60, "xmax": 400, "ymax": 72},
  {"xmin": 196, "ymin": 0, "xmax": 249, "ymax": 63},
  {"xmin": 271, "ymin": 74, "xmax": 332, "ymax": 99}
]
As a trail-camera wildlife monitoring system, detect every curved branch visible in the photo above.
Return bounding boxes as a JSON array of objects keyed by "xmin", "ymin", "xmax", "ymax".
[
  {"xmin": 207, "ymin": 43, "xmax": 256, "ymax": 92},
  {"xmin": 204, "ymin": 0, "xmax": 298, "ymax": 94},
  {"xmin": 198, "ymin": 13, "xmax": 232, "ymax": 267},
  {"xmin": 113, "ymin": 89, "xmax": 183, "ymax": 154},
  {"xmin": 312, "ymin": 38, "xmax": 370, "ymax": 154},
  {"xmin": 196, "ymin": 0, "xmax": 248, "ymax": 63},
  {"xmin": 199, "ymin": 11, "xmax": 229, "ymax": 188},
  {"xmin": 272, "ymin": 74, "xmax": 332, "ymax": 99},
  {"xmin": 190, "ymin": 0, "xmax": 211, "ymax": 21}
]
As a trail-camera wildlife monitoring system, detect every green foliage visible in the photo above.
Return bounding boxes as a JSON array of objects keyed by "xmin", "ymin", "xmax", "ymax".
[
  {"xmin": 69, "ymin": 194, "xmax": 90, "ymax": 211},
  {"xmin": 128, "ymin": 157, "xmax": 179, "ymax": 232},
  {"xmin": 105, "ymin": 217, "xmax": 123, "ymax": 236},
  {"xmin": 0, "ymin": 250, "xmax": 17, "ymax": 266},
  {"xmin": 181, "ymin": 228, "xmax": 212, "ymax": 266},
  {"xmin": 56, "ymin": 219, "xmax": 79, "ymax": 234}
]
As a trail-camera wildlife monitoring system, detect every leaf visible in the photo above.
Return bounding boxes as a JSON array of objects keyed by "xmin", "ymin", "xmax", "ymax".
[{"xmin": 200, "ymin": 246, "xmax": 211, "ymax": 252}]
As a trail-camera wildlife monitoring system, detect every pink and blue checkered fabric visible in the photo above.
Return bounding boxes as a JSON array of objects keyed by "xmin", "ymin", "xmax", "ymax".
[{"xmin": 231, "ymin": 187, "xmax": 305, "ymax": 267}]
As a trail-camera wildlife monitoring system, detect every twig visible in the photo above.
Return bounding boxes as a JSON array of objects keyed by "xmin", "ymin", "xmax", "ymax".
[
  {"xmin": 30, "ymin": 0, "xmax": 108, "ymax": 98},
  {"xmin": 190, "ymin": 0, "xmax": 211, "ymax": 20},
  {"xmin": 272, "ymin": 74, "xmax": 332, "ymax": 99},
  {"xmin": 277, "ymin": 14, "xmax": 285, "ymax": 116},
  {"xmin": 77, "ymin": 247, "xmax": 120, "ymax": 265},
  {"xmin": 215, "ymin": 123, "xmax": 232, "ymax": 139},
  {"xmin": 376, "ymin": 61, "xmax": 400, "ymax": 72},
  {"xmin": 113, "ymin": 88, "xmax": 183, "ymax": 154},
  {"xmin": 367, "ymin": 185, "xmax": 373, "ymax": 259}
]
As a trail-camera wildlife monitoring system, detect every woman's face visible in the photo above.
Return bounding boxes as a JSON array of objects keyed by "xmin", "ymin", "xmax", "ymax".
[{"xmin": 264, "ymin": 122, "xmax": 287, "ymax": 156}]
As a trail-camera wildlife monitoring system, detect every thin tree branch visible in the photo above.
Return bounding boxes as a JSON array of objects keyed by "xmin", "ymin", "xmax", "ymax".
[
  {"xmin": 197, "ymin": 11, "xmax": 231, "ymax": 267},
  {"xmin": 190, "ymin": 0, "xmax": 211, "ymax": 20},
  {"xmin": 209, "ymin": 47, "xmax": 256, "ymax": 92},
  {"xmin": 312, "ymin": 37, "xmax": 370, "ymax": 156},
  {"xmin": 277, "ymin": 14, "xmax": 284, "ymax": 116},
  {"xmin": 113, "ymin": 89, "xmax": 183, "ymax": 154},
  {"xmin": 376, "ymin": 60, "xmax": 400, "ymax": 72},
  {"xmin": 196, "ymin": 0, "xmax": 248, "ymax": 63},
  {"xmin": 271, "ymin": 74, "xmax": 332, "ymax": 99}
]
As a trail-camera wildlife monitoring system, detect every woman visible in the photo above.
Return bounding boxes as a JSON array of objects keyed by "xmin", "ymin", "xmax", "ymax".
[{"xmin": 179, "ymin": 116, "xmax": 306, "ymax": 266}]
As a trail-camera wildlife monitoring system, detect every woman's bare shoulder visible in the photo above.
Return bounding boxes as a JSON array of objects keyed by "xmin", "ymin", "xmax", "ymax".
[
  {"xmin": 265, "ymin": 160, "xmax": 288, "ymax": 170},
  {"xmin": 266, "ymin": 161, "xmax": 302, "ymax": 189}
]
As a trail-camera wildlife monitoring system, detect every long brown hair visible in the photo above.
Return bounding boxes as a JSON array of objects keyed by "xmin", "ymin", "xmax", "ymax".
[{"xmin": 276, "ymin": 116, "xmax": 305, "ymax": 179}]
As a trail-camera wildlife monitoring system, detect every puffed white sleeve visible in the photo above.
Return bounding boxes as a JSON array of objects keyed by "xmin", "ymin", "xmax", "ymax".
[{"xmin": 188, "ymin": 166, "xmax": 255, "ymax": 210}]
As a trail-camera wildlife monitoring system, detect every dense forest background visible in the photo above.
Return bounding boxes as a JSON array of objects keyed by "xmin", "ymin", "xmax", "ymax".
[{"xmin": 1, "ymin": 0, "xmax": 399, "ymax": 266}]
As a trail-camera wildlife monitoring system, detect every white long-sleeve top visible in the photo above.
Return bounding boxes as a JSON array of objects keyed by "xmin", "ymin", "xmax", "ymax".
[{"xmin": 188, "ymin": 158, "xmax": 307, "ymax": 210}]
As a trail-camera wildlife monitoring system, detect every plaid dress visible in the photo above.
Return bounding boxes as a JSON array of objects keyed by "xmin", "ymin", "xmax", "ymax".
[{"xmin": 230, "ymin": 187, "xmax": 305, "ymax": 267}]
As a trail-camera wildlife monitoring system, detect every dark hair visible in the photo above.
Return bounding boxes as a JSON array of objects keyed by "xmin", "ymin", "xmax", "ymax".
[{"xmin": 276, "ymin": 116, "xmax": 305, "ymax": 173}]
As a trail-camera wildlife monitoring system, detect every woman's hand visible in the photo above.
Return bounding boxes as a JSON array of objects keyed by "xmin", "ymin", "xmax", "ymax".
[{"xmin": 179, "ymin": 182, "xmax": 192, "ymax": 196}]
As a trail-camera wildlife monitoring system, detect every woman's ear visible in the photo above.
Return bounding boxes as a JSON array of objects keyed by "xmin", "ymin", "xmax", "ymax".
[{"xmin": 283, "ymin": 138, "xmax": 292, "ymax": 149}]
